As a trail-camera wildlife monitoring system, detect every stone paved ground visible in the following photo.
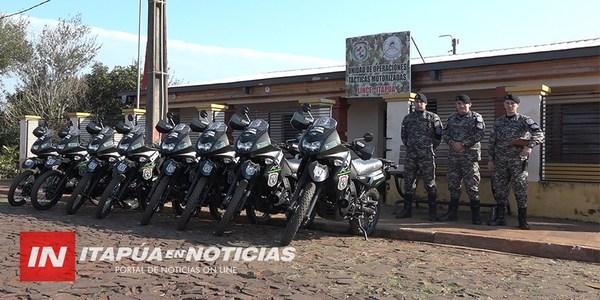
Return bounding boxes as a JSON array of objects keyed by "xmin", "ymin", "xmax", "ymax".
[{"xmin": 1, "ymin": 200, "xmax": 599, "ymax": 299}]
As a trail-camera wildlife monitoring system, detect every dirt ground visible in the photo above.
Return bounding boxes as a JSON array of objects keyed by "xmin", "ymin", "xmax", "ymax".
[{"xmin": 1, "ymin": 201, "xmax": 599, "ymax": 299}]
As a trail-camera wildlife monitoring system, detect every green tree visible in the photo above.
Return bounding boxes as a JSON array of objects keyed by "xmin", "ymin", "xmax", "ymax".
[
  {"xmin": 0, "ymin": 15, "xmax": 31, "ymax": 77},
  {"xmin": 6, "ymin": 14, "xmax": 99, "ymax": 123},
  {"xmin": 82, "ymin": 61, "xmax": 139, "ymax": 121}
]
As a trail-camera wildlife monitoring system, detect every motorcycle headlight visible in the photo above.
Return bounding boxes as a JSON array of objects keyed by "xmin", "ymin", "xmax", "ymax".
[
  {"xmin": 197, "ymin": 142, "xmax": 213, "ymax": 152},
  {"xmin": 162, "ymin": 143, "xmax": 175, "ymax": 151},
  {"xmin": 31, "ymin": 145, "xmax": 39, "ymax": 151},
  {"xmin": 88, "ymin": 144, "xmax": 100, "ymax": 151},
  {"xmin": 57, "ymin": 144, "xmax": 65, "ymax": 150},
  {"xmin": 40, "ymin": 142, "xmax": 51, "ymax": 149},
  {"xmin": 236, "ymin": 140, "xmax": 253, "ymax": 152},
  {"xmin": 24, "ymin": 159, "xmax": 35, "ymax": 167},
  {"xmin": 302, "ymin": 140, "xmax": 321, "ymax": 152},
  {"xmin": 118, "ymin": 144, "xmax": 129, "ymax": 150}
]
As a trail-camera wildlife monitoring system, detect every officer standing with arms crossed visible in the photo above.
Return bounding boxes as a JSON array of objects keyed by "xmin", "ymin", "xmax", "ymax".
[
  {"xmin": 396, "ymin": 92, "xmax": 443, "ymax": 221},
  {"xmin": 439, "ymin": 94, "xmax": 485, "ymax": 225},
  {"xmin": 487, "ymin": 94, "xmax": 544, "ymax": 229}
]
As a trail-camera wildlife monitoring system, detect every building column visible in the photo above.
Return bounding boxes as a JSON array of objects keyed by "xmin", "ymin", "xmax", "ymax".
[
  {"xmin": 382, "ymin": 92, "xmax": 414, "ymax": 164},
  {"xmin": 505, "ymin": 84, "xmax": 551, "ymax": 182},
  {"xmin": 19, "ymin": 115, "xmax": 42, "ymax": 170},
  {"xmin": 196, "ymin": 103, "xmax": 229, "ymax": 123}
]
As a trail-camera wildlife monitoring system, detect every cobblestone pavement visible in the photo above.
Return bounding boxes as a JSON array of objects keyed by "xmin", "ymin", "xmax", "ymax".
[{"xmin": 1, "ymin": 200, "xmax": 599, "ymax": 299}]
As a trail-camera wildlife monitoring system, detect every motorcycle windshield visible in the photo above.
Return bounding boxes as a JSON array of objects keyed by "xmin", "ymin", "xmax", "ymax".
[
  {"xmin": 68, "ymin": 127, "xmax": 81, "ymax": 136},
  {"xmin": 207, "ymin": 121, "xmax": 227, "ymax": 133},
  {"xmin": 130, "ymin": 125, "xmax": 145, "ymax": 135},
  {"xmin": 173, "ymin": 123, "xmax": 191, "ymax": 135},
  {"xmin": 239, "ymin": 119, "xmax": 269, "ymax": 142},
  {"xmin": 305, "ymin": 117, "xmax": 337, "ymax": 141}
]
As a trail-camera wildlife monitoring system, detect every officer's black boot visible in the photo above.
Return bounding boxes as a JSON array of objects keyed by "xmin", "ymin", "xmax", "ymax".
[
  {"xmin": 470, "ymin": 197, "xmax": 481, "ymax": 225},
  {"xmin": 428, "ymin": 193, "xmax": 438, "ymax": 221},
  {"xmin": 396, "ymin": 194, "xmax": 413, "ymax": 219},
  {"xmin": 439, "ymin": 198, "xmax": 459, "ymax": 221},
  {"xmin": 487, "ymin": 204, "xmax": 506, "ymax": 226},
  {"xmin": 518, "ymin": 207, "xmax": 530, "ymax": 230}
]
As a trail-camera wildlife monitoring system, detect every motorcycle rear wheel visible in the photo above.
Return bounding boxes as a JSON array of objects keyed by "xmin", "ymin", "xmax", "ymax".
[
  {"xmin": 280, "ymin": 182, "xmax": 315, "ymax": 246},
  {"xmin": 30, "ymin": 170, "xmax": 64, "ymax": 210},
  {"xmin": 8, "ymin": 170, "xmax": 35, "ymax": 206}
]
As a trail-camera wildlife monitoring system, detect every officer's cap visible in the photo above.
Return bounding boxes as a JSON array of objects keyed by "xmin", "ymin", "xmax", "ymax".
[
  {"xmin": 414, "ymin": 92, "xmax": 427, "ymax": 103},
  {"xmin": 455, "ymin": 94, "xmax": 471, "ymax": 104},
  {"xmin": 504, "ymin": 94, "xmax": 520, "ymax": 104}
]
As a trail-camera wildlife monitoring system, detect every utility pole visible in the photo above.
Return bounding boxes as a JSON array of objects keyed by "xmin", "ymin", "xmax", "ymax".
[
  {"xmin": 439, "ymin": 34, "xmax": 459, "ymax": 55},
  {"xmin": 146, "ymin": 0, "xmax": 168, "ymax": 145}
]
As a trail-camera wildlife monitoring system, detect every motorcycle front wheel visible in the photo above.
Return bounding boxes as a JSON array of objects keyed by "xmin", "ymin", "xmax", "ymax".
[
  {"xmin": 140, "ymin": 176, "xmax": 169, "ymax": 225},
  {"xmin": 8, "ymin": 170, "xmax": 35, "ymax": 206},
  {"xmin": 349, "ymin": 189, "xmax": 382, "ymax": 236},
  {"xmin": 177, "ymin": 177, "xmax": 208, "ymax": 231},
  {"xmin": 214, "ymin": 179, "xmax": 248, "ymax": 236},
  {"xmin": 30, "ymin": 170, "xmax": 65, "ymax": 210},
  {"xmin": 280, "ymin": 182, "xmax": 315, "ymax": 246},
  {"xmin": 96, "ymin": 174, "xmax": 125, "ymax": 219},
  {"xmin": 245, "ymin": 206, "xmax": 271, "ymax": 225},
  {"xmin": 66, "ymin": 173, "xmax": 92, "ymax": 215}
]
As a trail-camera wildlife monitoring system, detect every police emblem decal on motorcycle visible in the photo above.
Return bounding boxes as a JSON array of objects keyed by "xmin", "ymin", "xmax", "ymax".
[
  {"xmin": 166, "ymin": 163, "xmax": 176, "ymax": 174},
  {"xmin": 142, "ymin": 168, "xmax": 153, "ymax": 180},
  {"xmin": 117, "ymin": 163, "xmax": 127, "ymax": 172},
  {"xmin": 338, "ymin": 175, "xmax": 349, "ymax": 190},
  {"xmin": 202, "ymin": 163, "xmax": 213, "ymax": 174},
  {"xmin": 267, "ymin": 173, "xmax": 278, "ymax": 187}
]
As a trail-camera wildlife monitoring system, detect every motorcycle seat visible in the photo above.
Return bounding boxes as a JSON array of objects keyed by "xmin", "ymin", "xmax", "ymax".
[{"xmin": 352, "ymin": 159, "xmax": 383, "ymax": 176}]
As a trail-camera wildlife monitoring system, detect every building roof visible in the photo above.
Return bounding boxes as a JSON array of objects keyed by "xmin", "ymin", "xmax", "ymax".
[{"xmin": 164, "ymin": 38, "xmax": 600, "ymax": 93}]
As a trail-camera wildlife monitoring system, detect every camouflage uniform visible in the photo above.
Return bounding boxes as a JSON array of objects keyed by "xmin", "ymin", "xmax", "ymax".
[
  {"xmin": 488, "ymin": 112, "xmax": 544, "ymax": 228},
  {"xmin": 441, "ymin": 110, "xmax": 485, "ymax": 224},
  {"xmin": 397, "ymin": 109, "xmax": 443, "ymax": 220}
]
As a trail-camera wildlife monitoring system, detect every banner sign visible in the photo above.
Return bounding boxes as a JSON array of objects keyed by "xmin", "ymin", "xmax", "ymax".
[{"xmin": 345, "ymin": 31, "xmax": 411, "ymax": 97}]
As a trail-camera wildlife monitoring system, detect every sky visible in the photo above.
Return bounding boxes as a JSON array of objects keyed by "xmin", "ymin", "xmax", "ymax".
[{"xmin": 1, "ymin": 0, "xmax": 600, "ymax": 87}]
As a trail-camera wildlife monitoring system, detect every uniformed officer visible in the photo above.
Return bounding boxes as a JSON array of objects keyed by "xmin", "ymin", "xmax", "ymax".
[
  {"xmin": 396, "ymin": 92, "xmax": 443, "ymax": 221},
  {"xmin": 487, "ymin": 94, "xmax": 545, "ymax": 229},
  {"xmin": 439, "ymin": 94, "xmax": 485, "ymax": 224}
]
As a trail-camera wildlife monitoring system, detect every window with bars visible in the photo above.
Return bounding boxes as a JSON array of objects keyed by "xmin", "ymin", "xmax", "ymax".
[{"xmin": 542, "ymin": 95, "xmax": 600, "ymax": 182}]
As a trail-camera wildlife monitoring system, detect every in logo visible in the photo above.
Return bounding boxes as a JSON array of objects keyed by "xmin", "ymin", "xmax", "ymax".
[{"xmin": 20, "ymin": 232, "xmax": 76, "ymax": 281}]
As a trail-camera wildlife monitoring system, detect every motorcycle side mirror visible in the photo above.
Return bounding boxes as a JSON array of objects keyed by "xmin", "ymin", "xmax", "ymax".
[
  {"xmin": 290, "ymin": 111, "xmax": 312, "ymax": 130},
  {"xmin": 115, "ymin": 120, "xmax": 132, "ymax": 134},
  {"xmin": 363, "ymin": 132, "xmax": 374, "ymax": 143},
  {"xmin": 242, "ymin": 106, "xmax": 250, "ymax": 115},
  {"xmin": 127, "ymin": 114, "xmax": 134, "ymax": 122},
  {"xmin": 200, "ymin": 110, "xmax": 209, "ymax": 118},
  {"xmin": 155, "ymin": 119, "xmax": 174, "ymax": 134},
  {"xmin": 229, "ymin": 113, "xmax": 250, "ymax": 130},
  {"xmin": 190, "ymin": 118, "xmax": 209, "ymax": 132},
  {"xmin": 302, "ymin": 103, "xmax": 312, "ymax": 113}
]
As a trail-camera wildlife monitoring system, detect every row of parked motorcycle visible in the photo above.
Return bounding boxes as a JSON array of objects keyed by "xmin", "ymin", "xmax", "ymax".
[{"xmin": 8, "ymin": 104, "xmax": 396, "ymax": 246}]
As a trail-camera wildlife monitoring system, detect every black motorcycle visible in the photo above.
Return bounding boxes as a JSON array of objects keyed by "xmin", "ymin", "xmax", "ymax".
[
  {"xmin": 30, "ymin": 123, "xmax": 88, "ymax": 210},
  {"xmin": 66, "ymin": 118, "xmax": 121, "ymax": 214},
  {"xmin": 215, "ymin": 107, "xmax": 299, "ymax": 236},
  {"xmin": 280, "ymin": 104, "xmax": 397, "ymax": 246},
  {"xmin": 177, "ymin": 111, "xmax": 238, "ymax": 230},
  {"xmin": 96, "ymin": 116, "xmax": 160, "ymax": 219},
  {"xmin": 140, "ymin": 113, "xmax": 198, "ymax": 225},
  {"xmin": 8, "ymin": 122, "xmax": 57, "ymax": 206}
]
